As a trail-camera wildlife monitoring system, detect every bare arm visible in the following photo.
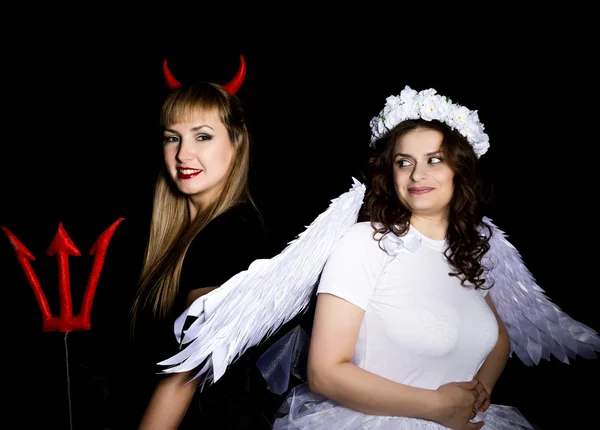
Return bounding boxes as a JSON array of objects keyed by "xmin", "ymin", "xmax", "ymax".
[
  {"xmin": 138, "ymin": 370, "xmax": 200, "ymax": 430},
  {"xmin": 307, "ymin": 293, "xmax": 483, "ymax": 428},
  {"xmin": 138, "ymin": 286, "xmax": 217, "ymax": 429},
  {"xmin": 187, "ymin": 286, "xmax": 219, "ymax": 304},
  {"xmin": 474, "ymin": 293, "xmax": 511, "ymax": 410}
]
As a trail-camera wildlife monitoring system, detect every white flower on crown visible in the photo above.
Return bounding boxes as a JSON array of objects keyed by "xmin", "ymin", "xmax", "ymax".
[{"xmin": 369, "ymin": 85, "xmax": 490, "ymax": 158}]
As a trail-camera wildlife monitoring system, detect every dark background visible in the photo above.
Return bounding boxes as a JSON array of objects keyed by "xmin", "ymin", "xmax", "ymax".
[{"xmin": 1, "ymin": 17, "xmax": 598, "ymax": 430}]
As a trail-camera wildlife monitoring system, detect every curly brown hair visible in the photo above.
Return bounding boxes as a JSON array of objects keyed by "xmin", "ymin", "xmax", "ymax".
[{"xmin": 359, "ymin": 119, "xmax": 493, "ymax": 289}]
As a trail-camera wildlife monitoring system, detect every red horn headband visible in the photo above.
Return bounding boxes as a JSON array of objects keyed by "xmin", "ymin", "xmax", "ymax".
[{"xmin": 162, "ymin": 55, "xmax": 246, "ymax": 95}]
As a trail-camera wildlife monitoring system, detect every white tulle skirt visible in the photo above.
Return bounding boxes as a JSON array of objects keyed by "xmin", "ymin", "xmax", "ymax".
[{"xmin": 273, "ymin": 384, "xmax": 535, "ymax": 430}]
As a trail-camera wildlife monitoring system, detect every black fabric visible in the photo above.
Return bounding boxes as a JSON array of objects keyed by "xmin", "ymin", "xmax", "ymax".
[
  {"xmin": 179, "ymin": 202, "xmax": 271, "ymax": 295},
  {"xmin": 176, "ymin": 203, "xmax": 277, "ymax": 429},
  {"xmin": 132, "ymin": 203, "xmax": 272, "ymax": 364},
  {"xmin": 108, "ymin": 202, "xmax": 292, "ymax": 429}
]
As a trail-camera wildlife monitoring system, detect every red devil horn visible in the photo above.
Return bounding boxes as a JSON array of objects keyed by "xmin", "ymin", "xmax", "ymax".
[
  {"xmin": 162, "ymin": 59, "xmax": 182, "ymax": 89},
  {"xmin": 221, "ymin": 55, "xmax": 246, "ymax": 95}
]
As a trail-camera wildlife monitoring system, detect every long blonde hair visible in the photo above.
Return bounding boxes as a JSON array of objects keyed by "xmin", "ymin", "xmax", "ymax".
[{"xmin": 130, "ymin": 82, "xmax": 253, "ymax": 335}]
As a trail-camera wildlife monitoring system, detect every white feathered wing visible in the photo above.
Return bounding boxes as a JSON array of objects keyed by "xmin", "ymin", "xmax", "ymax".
[
  {"xmin": 483, "ymin": 216, "xmax": 600, "ymax": 365},
  {"xmin": 158, "ymin": 178, "xmax": 366, "ymax": 384},
  {"xmin": 254, "ymin": 216, "xmax": 600, "ymax": 394}
]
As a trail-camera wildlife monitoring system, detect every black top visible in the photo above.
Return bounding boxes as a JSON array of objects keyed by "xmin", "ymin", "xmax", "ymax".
[
  {"xmin": 133, "ymin": 202, "xmax": 273, "ymax": 370},
  {"xmin": 112, "ymin": 202, "xmax": 286, "ymax": 429},
  {"xmin": 180, "ymin": 202, "xmax": 271, "ymax": 293}
]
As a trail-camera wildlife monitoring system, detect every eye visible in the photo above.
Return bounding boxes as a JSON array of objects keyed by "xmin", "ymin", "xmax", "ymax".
[
  {"xmin": 429, "ymin": 156, "xmax": 443, "ymax": 164},
  {"xmin": 196, "ymin": 133, "xmax": 212, "ymax": 142},
  {"xmin": 163, "ymin": 135, "xmax": 179, "ymax": 145},
  {"xmin": 396, "ymin": 159, "xmax": 412, "ymax": 167}
]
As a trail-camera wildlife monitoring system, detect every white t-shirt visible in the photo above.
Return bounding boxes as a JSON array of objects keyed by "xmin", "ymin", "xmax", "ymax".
[{"xmin": 317, "ymin": 222, "xmax": 498, "ymax": 390}]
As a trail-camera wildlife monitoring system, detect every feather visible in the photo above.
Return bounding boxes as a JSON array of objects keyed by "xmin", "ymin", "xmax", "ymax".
[
  {"xmin": 157, "ymin": 178, "xmax": 366, "ymax": 384},
  {"xmin": 483, "ymin": 217, "xmax": 600, "ymax": 365}
]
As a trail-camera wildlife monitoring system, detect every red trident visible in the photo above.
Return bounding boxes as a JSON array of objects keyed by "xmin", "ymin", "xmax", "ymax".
[{"xmin": 2, "ymin": 218, "xmax": 124, "ymax": 332}]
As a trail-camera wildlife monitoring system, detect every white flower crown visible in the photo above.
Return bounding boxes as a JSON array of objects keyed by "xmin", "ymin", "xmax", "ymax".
[{"xmin": 369, "ymin": 85, "xmax": 490, "ymax": 158}]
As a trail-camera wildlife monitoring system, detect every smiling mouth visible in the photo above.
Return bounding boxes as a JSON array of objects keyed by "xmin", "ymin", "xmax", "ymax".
[
  {"xmin": 177, "ymin": 169, "xmax": 202, "ymax": 179},
  {"xmin": 408, "ymin": 187, "xmax": 434, "ymax": 195}
]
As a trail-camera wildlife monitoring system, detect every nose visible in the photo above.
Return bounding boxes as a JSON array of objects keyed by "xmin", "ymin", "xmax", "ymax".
[
  {"xmin": 410, "ymin": 162, "xmax": 428, "ymax": 182},
  {"xmin": 176, "ymin": 138, "xmax": 194, "ymax": 162}
]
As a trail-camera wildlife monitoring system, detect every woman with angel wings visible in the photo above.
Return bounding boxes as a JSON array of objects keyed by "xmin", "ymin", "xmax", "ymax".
[{"xmin": 159, "ymin": 86, "xmax": 600, "ymax": 429}]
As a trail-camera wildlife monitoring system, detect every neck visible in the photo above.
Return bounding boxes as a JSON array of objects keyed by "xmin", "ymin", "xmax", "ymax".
[
  {"xmin": 409, "ymin": 214, "xmax": 448, "ymax": 240},
  {"xmin": 188, "ymin": 188, "xmax": 221, "ymax": 219},
  {"xmin": 188, "ymin": 196, "xmax": 210, "ymax": 220}
]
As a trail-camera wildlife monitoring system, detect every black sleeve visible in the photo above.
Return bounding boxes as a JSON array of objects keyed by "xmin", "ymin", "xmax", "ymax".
[{"xmin": 178, "ymin": 208, "xmax": 269, "ymax": 298}]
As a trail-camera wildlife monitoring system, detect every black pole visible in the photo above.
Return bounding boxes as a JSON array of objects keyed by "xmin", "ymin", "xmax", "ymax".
[{"xmin": 64, "ymin": 332, "xmax": 73, "ymax": 430}]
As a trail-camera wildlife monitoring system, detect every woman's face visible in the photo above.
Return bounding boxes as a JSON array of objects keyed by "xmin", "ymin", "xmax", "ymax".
[
  {"xmin": 392, "ymin": 128, "xmax": 455, "ymax": 219},
  {"xmin": 163, "ymin": 109, "xmax": 234, "ymax": 211}
]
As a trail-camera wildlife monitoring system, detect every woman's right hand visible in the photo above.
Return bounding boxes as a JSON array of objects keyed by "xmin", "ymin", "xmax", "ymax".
[{"xmin": 432, "ymin": 380, "xmax": 485, "ymax": 430}]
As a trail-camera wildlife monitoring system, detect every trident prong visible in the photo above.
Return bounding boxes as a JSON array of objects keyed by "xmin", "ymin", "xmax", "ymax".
[{"xmin": 2, "ymin": 218, "xmax": 124, "ymax": 332}]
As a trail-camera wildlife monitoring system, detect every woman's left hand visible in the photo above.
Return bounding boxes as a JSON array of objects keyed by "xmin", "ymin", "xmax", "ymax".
[{"xmin": 474, "ymin": 380, "xmax": 491, "ymax": 413}]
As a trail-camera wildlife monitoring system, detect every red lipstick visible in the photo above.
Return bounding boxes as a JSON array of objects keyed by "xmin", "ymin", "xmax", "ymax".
[{"xmin": 177, "ymin": 169, "xmax": 202, "ymax": 179}]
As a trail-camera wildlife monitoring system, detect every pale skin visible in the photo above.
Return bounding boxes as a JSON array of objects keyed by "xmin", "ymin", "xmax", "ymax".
[
  {"xmin": 162, "ymin": 109, "xmax": 234, "ymax": 217},
  {"xmin": 307, "ymin": 129, "xmax": 510, "ymax": 430},
  {"xmin": 138, "ymin": 111, "xmax": 234, "ymax": 430},
  {"xmin": 136, "ymin": 289, "xmax": 216, "ymax": 430}
]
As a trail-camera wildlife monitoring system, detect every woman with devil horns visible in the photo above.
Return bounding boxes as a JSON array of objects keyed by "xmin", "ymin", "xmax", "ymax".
[{"xmin": 123, "ymin": 55, "xmax": 280, "ymax": 429}]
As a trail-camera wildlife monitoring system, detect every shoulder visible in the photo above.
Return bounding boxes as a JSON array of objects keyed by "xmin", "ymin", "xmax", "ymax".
[
  {"xmin": 336, "ymin": 221, "xmax": 381, "ymax": 249},
  {"xmin": 180, "ymin": 203, "xmax": 272, "ymax": 285},
  {"xmin": 328, "ymin": 221, "xmax": 385, "ymax": 264},
  {"xmin": 187, "ymin": 202, "xmax": 271, "ymax": 257},
  {"xmin": 318, "ymin": 222, "xmax": 386, "ymax": 306},
  {"xmin": 212, "ymin": 202, "xmax": 263, "ymax": 229},
  {"xmin": 197, "ymin": 202, "xmax": 267, "ymax": 242}
]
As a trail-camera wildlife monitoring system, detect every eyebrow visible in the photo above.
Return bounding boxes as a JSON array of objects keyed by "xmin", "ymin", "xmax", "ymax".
[
  {"xmin": 164, "ymin": 124, "xmax": 215, "ymax": 133},
  {"xmin": 394, "ymin": 150, "xmax": 442, "ymax": 158}
]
